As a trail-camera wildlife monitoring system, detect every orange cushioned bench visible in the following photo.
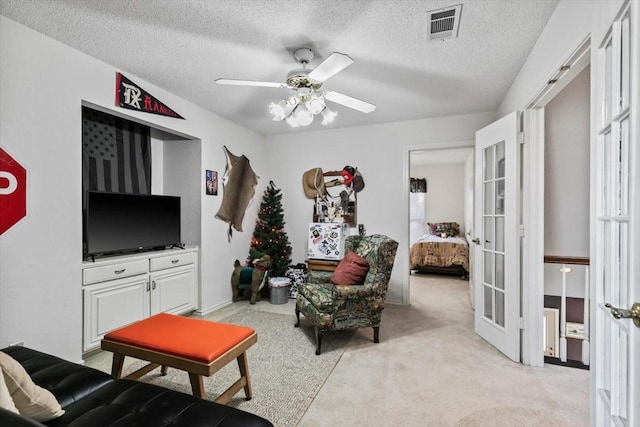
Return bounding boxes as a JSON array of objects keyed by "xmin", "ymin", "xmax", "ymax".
[{"xmin": 101, "ymin": 313, "xmax": 257, "ymax": 404}]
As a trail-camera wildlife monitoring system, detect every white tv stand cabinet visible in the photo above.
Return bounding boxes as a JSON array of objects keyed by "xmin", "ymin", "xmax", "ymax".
[{"xmin": 82, "ymin": 247, "xmax": 198, "ymax": 352}]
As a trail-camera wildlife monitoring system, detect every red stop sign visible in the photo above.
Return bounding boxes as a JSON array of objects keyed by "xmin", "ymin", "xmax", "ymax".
[{"xmin": 0, "ymin": 148, "xmax": 27, "ymax": 235}]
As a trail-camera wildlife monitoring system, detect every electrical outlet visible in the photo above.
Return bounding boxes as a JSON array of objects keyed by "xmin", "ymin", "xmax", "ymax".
[{"xmin": 9, "ymin": 341, "xmax": 24, "ymax": 347}]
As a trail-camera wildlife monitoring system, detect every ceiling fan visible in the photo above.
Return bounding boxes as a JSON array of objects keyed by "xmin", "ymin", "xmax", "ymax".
[{"xmin": 215, "ymin": 48, "xmax": 376, "ymax": 127}]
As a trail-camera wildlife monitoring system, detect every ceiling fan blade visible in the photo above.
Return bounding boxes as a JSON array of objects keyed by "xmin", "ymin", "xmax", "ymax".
[
  {"xmin": 308, "ymin": 52, "xmax": 354, "ymax": 82},
  {"xmin": 215, "ymin": 78, "xmax": 289, "ymax": 89},
  {"xmin": 325, "ymin": 91, "xmax": 376, "ymax": 113}
]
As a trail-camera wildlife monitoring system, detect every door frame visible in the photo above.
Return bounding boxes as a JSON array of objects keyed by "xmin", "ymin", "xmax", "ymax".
[
  {"xmin": 402, "ymin": 140, "xmax": 474, "ymax": 306},
  {"xmin": 522, "ymin": 38, "xmax": 591, "ymax": 367}
]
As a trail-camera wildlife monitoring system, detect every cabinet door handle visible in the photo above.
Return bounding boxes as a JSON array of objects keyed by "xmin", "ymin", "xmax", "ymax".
[
  {"xmin": 171, "ymin": 259, "xmax": 179, "ymax": 264},
  {"xmin": 114, "ymin": 269, "xmax": 126, "ymax": 274},
  {"xmin": 152, "ymin": 281, "xmax": 156, "ymax": 290},
  {"xmin": 146, "ymin": 282, "xmax": 150, "ymax": 292}
]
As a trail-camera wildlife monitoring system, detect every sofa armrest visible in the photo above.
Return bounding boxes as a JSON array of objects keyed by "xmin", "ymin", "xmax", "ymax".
[
  {"xmin": 0, "ymin": 346, "xmax": 114, "ymax": 409},
  {"xmin": 0, "ymin": 407, "xmax": 46, "ymax": 427}
]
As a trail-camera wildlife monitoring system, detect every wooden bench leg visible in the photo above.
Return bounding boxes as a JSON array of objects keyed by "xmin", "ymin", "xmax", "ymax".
[
  {"xmin": 111, "ymin": 353, "xmax": 125, "ymax": 378},
  {"xmin": 236, "ymin": 351, "xmax": 253, "ymax": 400},
  {"xmin": 212, "ymin": 351, "xmax": 253, "ymax": 404},
  {"xmin": 161, "ymin": 365, "xmax": 168, "ymax": 376},
  {"xmin": 188, "ymin": 373, "xmax": 205, "ymax": 399}
]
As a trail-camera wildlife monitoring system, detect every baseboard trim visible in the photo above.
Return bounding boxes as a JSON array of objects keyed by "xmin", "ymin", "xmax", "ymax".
[
  {"xmin": 194, "ymin": 300, "xmax": 233, "ymax": 317},
  {"xmin": 544, "ymin": 356, "xmax": 590, "ymax": 370}
]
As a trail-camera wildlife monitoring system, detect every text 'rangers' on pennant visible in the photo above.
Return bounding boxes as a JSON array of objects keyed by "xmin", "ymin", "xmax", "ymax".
[{"xmin": 116, "ymin": 72, "xmax": 185, "ymax": 119}]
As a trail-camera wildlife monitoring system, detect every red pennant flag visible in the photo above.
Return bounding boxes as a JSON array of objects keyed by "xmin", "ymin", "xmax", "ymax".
[{"xmin": 116, "ymin": 72, "xmax": 185, "ymax": 119}]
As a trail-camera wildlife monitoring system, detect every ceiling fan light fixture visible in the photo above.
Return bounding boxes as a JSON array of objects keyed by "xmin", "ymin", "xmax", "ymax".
[
  {"xmin": 271, "ymin": 90, "xmax": 332, "ymax": 127},
  {"xmin": 285, "ymin": 106, "xmax": 301, "ymax": 127},
  {"xmin": 269, "ymin": 100, "xmax": 290, "ymax": 121},
  {"xmin": 321, "ymin": 107, "xmax": 337, "ymax": 125},
  {"xmin": 306, "ymin": 92, "xmax": 326, "ymax": 115},
  {"xmin": 285, "ymin": 116, "xmax": 299, "ymax": 127},
  {"xmin": 292, "ymin": 104, "xmax": 314, "ymax": 127}
]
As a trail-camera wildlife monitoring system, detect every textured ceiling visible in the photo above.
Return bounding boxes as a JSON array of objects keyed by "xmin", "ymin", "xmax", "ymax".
[{"xmin": 0, "ymin": 0, "xmax": 559, "ymax": 136}]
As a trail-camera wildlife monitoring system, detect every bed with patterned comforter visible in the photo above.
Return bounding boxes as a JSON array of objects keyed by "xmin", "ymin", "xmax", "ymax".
[{"xmin": 410, "ymin": 234, "xmax": 469, "ymax": 278}]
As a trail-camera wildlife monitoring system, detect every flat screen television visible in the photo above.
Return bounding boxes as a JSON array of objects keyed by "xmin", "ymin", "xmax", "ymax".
[{"xmin": 84, "ymin": 191, "xmax": 181, "ymax": 257}]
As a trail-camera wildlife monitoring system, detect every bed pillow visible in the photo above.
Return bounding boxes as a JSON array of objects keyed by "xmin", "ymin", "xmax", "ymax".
[
  {"xmin": 427, "ymin": 222, "xmax": 460, "ymax": 237},
  {"xmin": 0, "ymin": 351, "xmax": 65, "ymax": 422},
  {"xmin": 331, "ymin": 252, "xmax": 370, "ymax": 286}
]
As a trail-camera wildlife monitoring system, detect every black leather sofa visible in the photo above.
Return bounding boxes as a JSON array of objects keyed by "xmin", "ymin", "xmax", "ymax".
[{"xmin": 0, "ymin": 346, "xmax": 273, "ymax": 427}]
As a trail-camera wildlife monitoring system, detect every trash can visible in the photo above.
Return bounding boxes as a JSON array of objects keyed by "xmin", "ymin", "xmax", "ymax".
[
  {"xmin": 285, "ymin": 263, "xmax": 308, "ymax": 299},
  {"xmin": 269, "ymin": 277, "xmax": 291, "ymax": 304}
]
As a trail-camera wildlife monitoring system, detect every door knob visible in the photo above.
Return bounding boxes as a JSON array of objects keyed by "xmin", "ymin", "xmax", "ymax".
[
  {"xmin": 605, "ymin": 302, "xmax": 640, "ymax": 327},
  {"xmin": 472, "ymin": 238, "xmax": 480, "ymax": 245}
]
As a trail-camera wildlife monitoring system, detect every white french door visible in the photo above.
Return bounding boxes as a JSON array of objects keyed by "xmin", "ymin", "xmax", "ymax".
[
  {"xmin": 473, "ymin": 112, "xmax": 520, "ymax": 362},
  {"xmin": 592, "ymin": 2, "xmax": 639, "ymax": 426}
]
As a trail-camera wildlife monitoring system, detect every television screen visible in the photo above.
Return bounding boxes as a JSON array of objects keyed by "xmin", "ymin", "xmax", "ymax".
[{"xmin": 85, "ymin": 191, "xmax": 181, "ymax": 256}]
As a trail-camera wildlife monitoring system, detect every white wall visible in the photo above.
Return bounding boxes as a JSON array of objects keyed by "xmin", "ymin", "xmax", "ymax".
[
  {"xmin": 544, "ymin": 66, "xmax": 590, "ymax": 258},
  {"xmin": 265, "ymin": 112, "xmax": 496, "ymax": 303},
  {"xmin": 498, "ymin": 0, "xmax": 595, "ymax": 115},
  {"xmin": 410, "ymin": 163, "xmax": 466, "ymax": 234},
  {"xmin": 162, "ymin": 137, "xmax": 202, "ymax": 249},
  {"xmin": 0, "ymin": 16, "xmax": 265, "ymax": 361},
  {"xmin": 543, "ymin": 65, "xmax": 590, "ymax": 297}
]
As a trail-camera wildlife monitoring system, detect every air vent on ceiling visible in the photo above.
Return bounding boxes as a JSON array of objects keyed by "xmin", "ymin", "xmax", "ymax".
[{"xmin": 427, "ymin": 4, "xmax": 462, "ymax": 41}]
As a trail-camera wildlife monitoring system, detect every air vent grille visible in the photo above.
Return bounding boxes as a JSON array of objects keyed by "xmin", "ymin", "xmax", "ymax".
[{"xmin": 427, "ymin": 4, "xmax": 462, "ymax": 41}]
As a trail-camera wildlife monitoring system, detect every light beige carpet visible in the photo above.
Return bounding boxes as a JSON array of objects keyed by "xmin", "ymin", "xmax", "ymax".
[
  {"xmin": 117, "ymin": 308, "xmax": 353, "ymax": 427},
  {"xmin": 87, "ymin": 274, "xmax": 589, "ymax": 427},
  {"xmin": 297, "ymin": 274, "xmax": 589, "ymax": 427}
]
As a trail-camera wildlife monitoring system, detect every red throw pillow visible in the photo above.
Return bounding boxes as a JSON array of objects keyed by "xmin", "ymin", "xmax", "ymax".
[{"xmin": 331, "ymin": 252, "xmax": 370, "ymax": 286}]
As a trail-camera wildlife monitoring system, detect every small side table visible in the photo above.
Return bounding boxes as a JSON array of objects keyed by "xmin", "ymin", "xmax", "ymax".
[{"xmin": 306, "ymin": 259, "xmax": 340, "ymax": 272}]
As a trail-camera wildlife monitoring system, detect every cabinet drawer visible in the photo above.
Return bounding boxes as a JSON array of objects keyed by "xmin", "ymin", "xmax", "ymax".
[
  {"xmin": 150, "ymin": 252, "xmax": 196, "ymax": 272},
  {"xmin": 83, "ymin": 260, "xmax": 148, "ymax": 285}
]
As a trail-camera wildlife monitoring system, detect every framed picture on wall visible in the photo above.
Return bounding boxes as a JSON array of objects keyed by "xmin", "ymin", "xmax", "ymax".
[{"xmin": 206, "ymin": 170, "xmax": 218, "ymax": 195}]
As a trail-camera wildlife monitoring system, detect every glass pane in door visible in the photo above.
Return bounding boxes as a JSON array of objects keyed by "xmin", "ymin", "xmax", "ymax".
[
  {"xmin": 602, "ymin": 133, "xmax": 611, "ymax": 215},
  {"xmin": 483, "ymin": 285, "xmax": 493, "ymax": 320},
  {"xmin": 484, "ymin": 252, "xmax": 494, "ymax": 285},
  {"xmin": 496, "ymin": 141, "xmax": 505, "ymax": 178},
  {"xmin": 484, "ymin": 146, "xmax": 494, "ymax": 180},
  {"xmin": 484, "ymin": 182, "xmax": 494, "ymax": 214},
  {"xmin": 603, "ymin": 222, "xmax": 611, "ymax": 303},
  {"xmin": 617, "ymin": 119, "xmax": 629, "ymax": 216},
  {"xmin": 495, "ymin": 217, "xmax": 505, "ymax": 252},
  {"xmin": 617, "ymin": 222, "xmax": 628, "ymax": 306},
  {"xmin": 495, "ymin": 290, "xmax": 505, "ymax": 327},
  {"xmin": 496, "ymin": 180, "xmax": 505, "ymax": 214},
  {"xmin": 620, "ymin": 17, "xmax": 630, "ymax": 109},
  {"xmin": 484, "ymin": 217, "xmax": 494, "ymax": 250},
  {"xmin": 604, "ymin": 40, "xmax": 612, "ymax": 124},
  {"xmin": 495, "ymin": 254, "xmax": 505, "ymax": 290}
]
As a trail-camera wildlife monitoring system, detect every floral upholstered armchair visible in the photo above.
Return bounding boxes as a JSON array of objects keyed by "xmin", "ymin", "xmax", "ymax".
[{"xmin": 295, "ymin": 234, "xmax": 398, "ymax": 355}]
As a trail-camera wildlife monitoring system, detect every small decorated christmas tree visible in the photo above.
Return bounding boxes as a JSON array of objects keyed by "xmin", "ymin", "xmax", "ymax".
[{"xmin": 247, "ymin": 181, "xmax": 292, "ymax": 277}]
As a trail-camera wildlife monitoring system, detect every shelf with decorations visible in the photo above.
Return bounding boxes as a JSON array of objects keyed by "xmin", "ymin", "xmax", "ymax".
[{"xmin": 305, "ymin": 167, "xmax": 362, "ymax": 227}]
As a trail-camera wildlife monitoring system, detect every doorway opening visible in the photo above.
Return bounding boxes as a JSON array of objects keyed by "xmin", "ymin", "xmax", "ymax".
[
  {"xmin": 540, "ymin": 64, "xmax": 591, "ymax": 369},
  {"xmin": 408, "ymin": 147, "xmax": 474, "ymax": 306},
  {"xmin": 523, "ymin": 38, "xmax": 591, "ymax": 369}
]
